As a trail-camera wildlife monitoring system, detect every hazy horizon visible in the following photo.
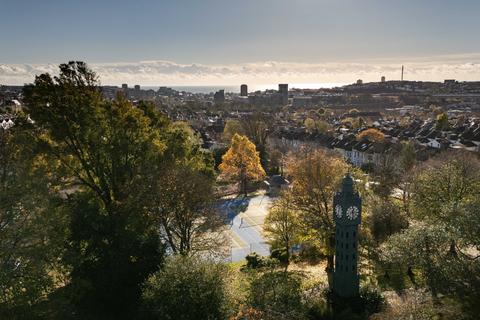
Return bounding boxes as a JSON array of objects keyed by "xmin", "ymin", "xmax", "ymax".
[{"xmin": 1, "ymin": 0, "xmax": 480, "ymax": 85}]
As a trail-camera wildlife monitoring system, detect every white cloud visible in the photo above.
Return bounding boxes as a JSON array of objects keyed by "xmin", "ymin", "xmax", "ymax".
[{"xmin": 1, "ymin": 54, "xmax": 480, "ymax": 86}]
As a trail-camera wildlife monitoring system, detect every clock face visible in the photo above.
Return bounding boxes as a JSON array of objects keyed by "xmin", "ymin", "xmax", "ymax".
[
  {"xmin": 335, "ymin": 205, "xmax": 343, "ymax": 218},
  {"xmin": 346, "ymin": 206, "xmax": 359, "ymax": 220}
]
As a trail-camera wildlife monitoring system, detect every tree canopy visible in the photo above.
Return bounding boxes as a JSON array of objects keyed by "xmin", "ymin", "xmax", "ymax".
[
  {"xmin": 219, "ymin": 134, "xmax": 265, "ymax": 196},
  {"xmin": 357, "ymin": 128, "xmax": 385, "ymax": 142}
]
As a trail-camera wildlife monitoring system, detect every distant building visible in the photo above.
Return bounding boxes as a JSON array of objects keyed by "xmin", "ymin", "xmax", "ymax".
[
  {"xmin": 381, "ymin": 76, "xmax": 386, "ymax": 83},
  {"xmin": 121, "ymin": 84, "xmax": 128, "ymax": 90},
  {"xmin": 292, "ymin": 96, "xmax": 312, "ymax": 108},
  {"xmin": 134, "ymin": 85, "xmax": 140, "ymax": 91},
  {"xmin": 444, "ymin": 79, "xmax": 456, "ymax": 85},
  {"xmin": 279, "ymin": 84, "xmax": 288, "ymax": 104},
  {"xmin": 356, "ymin": 79, "xmax": 363, "ymax": 85},
  {"xmin": 214, "ymin": 89, "xmax": 225, "ymax": 104},
  {"xmin": 240, "ymin": 84, "xmax": 248, "ymax": 96}
]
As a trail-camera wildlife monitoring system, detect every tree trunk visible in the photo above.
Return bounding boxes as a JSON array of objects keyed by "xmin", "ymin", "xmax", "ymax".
[
  {"xmin": 284, "ymin": 239, "xmax": 290, "ymax": 272},
  {"xmin": 242, "ymin": 176, "xmax": 248, "ymax": 197}
]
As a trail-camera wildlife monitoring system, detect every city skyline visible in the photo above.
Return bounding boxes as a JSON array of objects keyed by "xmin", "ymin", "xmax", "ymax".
[{"xmin": 1, "ymin": 0, "xmax": 480, "ymax": 85}]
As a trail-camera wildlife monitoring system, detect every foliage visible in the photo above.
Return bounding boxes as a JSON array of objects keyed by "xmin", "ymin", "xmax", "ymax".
[
  {"xmin": 370, "ymin": 289, "xmax": 463, "ymax": 320},
  {"xmin": 436, "ymin": 112, "xmax": 450, "ymax": 130},
  {"xmin": 264, "ymin": 194, "xmax": 301, "ymax": 268},
  {"xmin": 222, "ymin": 119, "xmax": 245, "ymax": 143},
  {"xmin": 298, "ymin": 242, "xmax": 325, "ymax": 264},
  {"xmin": 357, "ymin": 128, "xmax": 385, "ymax": 142},
  {"xmin": 22, "ymin": 61, "xmax": 208, "ymax": 318},
  {"xmin": 151, "ymin": 166, "xmax": 223, "ymax": 255},
  {"xmin": 239, "ymin": 112, "xmax": 270, "ymax": 170},
  {"xmin": 368, "ymin": 197, "xmax": 408, "ymax": 244},
  {"xmin": 399, "ymin": 141, "xmax": 416, "ymax": 173},
  {"xmin": 325, "ymin": 286, "xmax": 384, "ymax": 319},
  {"xmin": 245, "ymin": 253, "xmax": 265, "ymax": 269},
  {"xmin": 270, "ymin": 248, "xmax": 289, "ymax": 265},
  {"xmin": 213, "ymin": 147, "xmax": 228, "ymax": 169},
  {"xmin": 342, "ymin": 117, "xmax": 363, "ymax": 129},
  {"xmin": 305, "ymin": 118, "xmax": 331, "ymax": 134},
  {"xmin": 142, "ymin": 255, "xmax": 233, "ymax": 320},
  {"xmin": 0, "ymin": 116, "xmax": 68, "ymax": 318},
  {"xmin": 304, "ymin": 118, "xmax": 316, "ymax": 133},
  {"xmin": 284, "ymin": 149, "xmax": 348, "ymax": 287},
  {"xmin": 248, "ymin": 270, "xmax": 305, "ymax": 319},
  {"xmin": 381, "ymin": 152, "xmax": 480, "ymax": 318},
  {"xmin": 219, "ymin": 134, "xmax": 266, "ymax": 196},
  {"xmin": 371, "ymin": 153, "xmax": 401, "ymax": 198}
]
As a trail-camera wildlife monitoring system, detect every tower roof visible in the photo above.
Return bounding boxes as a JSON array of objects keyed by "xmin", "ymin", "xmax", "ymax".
[{"xmin": 341, "ymin": 173, "xmax": 354, "ymax": 193}]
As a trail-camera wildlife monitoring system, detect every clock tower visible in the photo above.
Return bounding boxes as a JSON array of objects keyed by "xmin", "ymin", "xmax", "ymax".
[{"xmin": 333, "ymin": 174, "xmax": 361, "ymax": 298}]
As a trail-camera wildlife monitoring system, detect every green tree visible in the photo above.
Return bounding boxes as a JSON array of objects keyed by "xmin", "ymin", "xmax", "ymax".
[
  {"xmin": 150, "ymin": 164, "xmax": 224, "ymax": 256},
  {"xmin": 398, "ymin": 141, "xmax": 417, "ymax": 216},
  {"xmin": 304, "ymin": 118, "xmax": 316, "ymax": 134},
  {"xmin": 142, "ymin": 255, "xmax": 233, "ymax": 320},
  {"xmin": 240, "ymin": 113, "xmax": 270, "ymax": 170},
  {"xmin": 435, "ymin": 112, "xmax": 450, "ymax": 130},
  {"xmin": 23, "ymin": 62, "xmax": 168, "ymax": 318},
  {"xmin": 222, "ymin": 119, "xmax": 245, "ymax": 143},
  {"xmin": 412, "ymin": 152, "xmax": 480, "ymax": 250},
  {"xmin": 0, "ymin": 115, "xmax": 68, "ymax": 318},
  {"xmin": 368, "ymin": 197, "xmax": 408, "ymax": 244},
  {"xmin": 248, "ymin": 270, "xmax": 304, "ymax": 319},
  {"xmin": 219, "ymin": 134, "xmax": 266, "ymax": 196},
  {"xmin": 382, "ymin": 223, "xmax": 452, "ymax": 297},
  {"xmin": 264, "ymin": 195, "xmax": 301, "ymax": 270},
  {"xmin": 383, "ymin": 151, "xmax": 480, "ymax": 315},
  {"xmin": 371, "ymin": 153, "xmax": 401, "ymax": 199}
]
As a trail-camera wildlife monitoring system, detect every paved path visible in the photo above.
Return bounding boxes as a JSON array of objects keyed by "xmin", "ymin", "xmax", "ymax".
[{"xmin": 219, "ymin": 193, "xmax": 273, "ymax": 262}]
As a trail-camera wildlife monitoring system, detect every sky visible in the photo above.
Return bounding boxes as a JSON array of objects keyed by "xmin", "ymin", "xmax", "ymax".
[{"xmin": 1, "ymin": 0, "xmax": 480, "ymax": 86}]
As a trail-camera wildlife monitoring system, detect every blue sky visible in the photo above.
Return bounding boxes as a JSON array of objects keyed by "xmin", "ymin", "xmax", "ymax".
[{"xmin": 1, "ymin": 0, "xmax": 480, "ymax": 85}]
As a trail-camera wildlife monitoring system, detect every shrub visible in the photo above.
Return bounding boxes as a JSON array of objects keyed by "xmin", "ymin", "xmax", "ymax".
[
  {"xmin": 141, "ymin": 255, "xmax": 233, "ymax": 320},
  {"xmin": 359, "ymin": 286, "xmax": 384, "ymax": 315},
  {"xmin": 245, "ymin": 252, "xmax": 264, "ymax": 269},
  {"xmin": 298, "ymin": 242, "xmax": 324, "ymax": 264},
  {"xmin": 270, "ymin": 248, "xmax": 289, "ymax": 265},
  {"xmin": 248, "ymin": 270, "xmax": 304, "ymax": 317}
]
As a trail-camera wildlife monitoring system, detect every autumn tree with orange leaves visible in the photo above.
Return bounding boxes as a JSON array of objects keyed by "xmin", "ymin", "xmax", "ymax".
[
  {"xmin": 357, "ymin": 128, "xmax": 385, "ymax": 142},
  {"xmin": 219, "ymin": 134, "xmax": 266, "ymax": 196}
]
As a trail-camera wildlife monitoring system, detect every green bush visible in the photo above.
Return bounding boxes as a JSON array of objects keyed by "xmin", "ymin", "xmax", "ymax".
[
  {"xmin": 245, "ymin": 252, "xmax": 264, "ymax": 269},
  {"xmin": 141, "ymin": 256, "xmax": 233, "ymax": 320},
  {"xmin": 270, "ymin": 247, "xmax": 289, "ymax": 264},
  {"xmin": 359, "ymin": 286, "xmax": 384, "ymax": 315},
  {"xmin": 325, "ymin": 286, "xmax": 384, "ymax": 319},
  {"xmin": 298, "ymin": 242, "xmax": 324, "ymax": 264},
  {"xmin": 248, "ymin": 270, "xmax": 304, "ymax": 317}
]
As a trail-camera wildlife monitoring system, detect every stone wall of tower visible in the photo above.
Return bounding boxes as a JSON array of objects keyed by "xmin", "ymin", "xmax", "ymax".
[{"xmin": 332, "ymin": 174, "xmax": 362, "ymax": 298}]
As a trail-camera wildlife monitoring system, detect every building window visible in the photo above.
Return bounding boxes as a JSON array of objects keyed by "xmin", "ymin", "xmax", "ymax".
[
  {"xmin": 346, "ymin": 232, "xmax": 349, "ymax": 238},
  {"xmin": 353, "ymin": 230, "xmax": 356, "ymax": 238},
  {"xmin": 346, "ymin": 243, "xmax": 349, "ymax": 249}
]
